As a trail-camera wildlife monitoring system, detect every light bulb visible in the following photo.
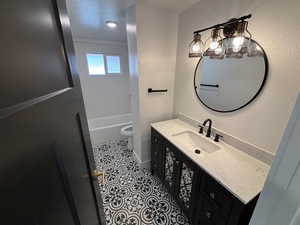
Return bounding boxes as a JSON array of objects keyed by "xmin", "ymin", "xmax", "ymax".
[
  {"xmin": 232, "ymin": 46, "xmax": 241, "ymax": 53},
  {"xmin": 192, "ymin": 43, "xmax": 201, "ymax": 52},
  {"xmin": 232, "ymin": 36, "xmax": 245, "ymax": 48},
  {"xmin": 106, "ymin": 21, "xmax": 118, "ymax": 29},
  {"xmin": 210, "ymin": 41, "xmax": 219, "ymax": 50},
  {"xmin": 189, "ymin": 33, "xmax": 203, "ymax": 57},
  {"xmin": 215, "ymin": 47, "xmax": 223, "ymax": 55},
  {"xmin": 231, "ymin": 36, "xmax": 244, "ymax": 53}
]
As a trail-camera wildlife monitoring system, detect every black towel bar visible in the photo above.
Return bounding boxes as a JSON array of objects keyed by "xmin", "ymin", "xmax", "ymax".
[
  {"xmin": 200, "ymin": 84, "xmax": 219, "ymax": 88},
  {"xmin": 148, "ymin": 88, "xmax": 168, "ymax": 93}
]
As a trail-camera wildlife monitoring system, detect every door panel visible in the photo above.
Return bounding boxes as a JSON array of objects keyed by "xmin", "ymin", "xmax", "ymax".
[
  {"xmin": 0, "ymin": 91, "xmax": 101, "ymax": 225},
  {"xmin": 0, "ymin": 102, "xmax": 78, "ymax": 225},
  {"xmin": 0, "ymin": 0, "xmax": 73, "ymax": 108},
  {"xmin": 54, "ymin": 110, "xmax": 100, "ymax": 224},
  {"xmin": 0, "ymin": 0, "xmax": 104, "ymax": 224}
]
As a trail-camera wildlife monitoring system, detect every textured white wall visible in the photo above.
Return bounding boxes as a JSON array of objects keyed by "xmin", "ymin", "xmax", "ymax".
[
  {"xmin": 127, "ymin": 3, "xmax": 178, "ymax": 163},
  {"xmin": 74, "ymin": 39, "xmax": 131, "ymax": 120},
  {"xmin": 174, "ymin": 0, "xmax": 300, "ymax": 154},
  {"xmin": 126, "ymin": 5, "xmax": 142, "ymax": 162},
  {"xmin": 136, "ymin": 3, "xmax": 178, "ymax": 163}
]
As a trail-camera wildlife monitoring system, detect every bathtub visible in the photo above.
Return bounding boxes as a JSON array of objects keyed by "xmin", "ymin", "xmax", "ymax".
[{"xmin": 88, "ymin": 113, "xmax": 132, "ymax": 146}]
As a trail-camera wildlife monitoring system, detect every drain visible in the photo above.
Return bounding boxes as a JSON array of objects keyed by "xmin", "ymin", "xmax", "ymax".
[{"xmin": 194, "ymin": 149, "xmax": 201, "ymax": 154}]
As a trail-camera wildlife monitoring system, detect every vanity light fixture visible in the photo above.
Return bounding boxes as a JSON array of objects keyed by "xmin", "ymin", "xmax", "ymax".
[
  {"xmin": 203, "ymin": 28, "xmax": 225, "ymax": 59},
  {"xmin": 225, "ymin": 20, "xmax": 252, "ymax": 56},
  {"xmin": 188, "ymin": 14, "xmax": 255, "ymax": 58},
  {"xmin": 232, "ymin": 22, "xmax": 247, "ymax": 52},
  {"xmin": 105, "ymin": 20, "xmax": 118, "ymax": 29},
  {"xmin": 209, "ymin": 28, "xmax": 222, "ymax": 50},
  {"xmin": 189, "ymin": 33, "xmax": 204, "ymax": 57}
]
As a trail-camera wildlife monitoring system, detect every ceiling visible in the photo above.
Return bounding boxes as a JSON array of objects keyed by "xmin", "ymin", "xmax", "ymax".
[
  {"xmin": 66, "ymin": 0, "xmax": 200, "ymax": 42},
  {"xmin": 66, "ymin": 0, "xmax": 133, "ymax": 42},
  {"xmin": 140, "ymin": 0, "xmax": 201, "ymax": 13}
]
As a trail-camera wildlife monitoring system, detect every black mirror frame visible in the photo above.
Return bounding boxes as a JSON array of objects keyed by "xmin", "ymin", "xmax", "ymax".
[{"xmin": 193, "ymin": 39, "xmax": 269, "ymax": 113}]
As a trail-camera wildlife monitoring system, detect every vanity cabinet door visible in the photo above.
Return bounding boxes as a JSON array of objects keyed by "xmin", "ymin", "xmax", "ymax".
[
  {"xmin": 151, "ymin": 128, "xmax": 164, "ymax": 181},
  {"xmin": 193, "ymin": 174, "xmax": 234, "ymax": 225},
  {"xmin": 202, "ymin": 174, "xmax": 234, "ymax": 219},
  {"xmin": 177, "ymin": 154, "xmax": 201, "ymax": 219},
  {"xmin": 193, "ymin": 173, "xmax": 259, "ymax": 225},
  {"xmin": 163, "ymin": 142, "xmax": 179, "ymax": 195},
  {"xmin": 198, "ymin": 196, "xmax": 227, "ymax": 225}
]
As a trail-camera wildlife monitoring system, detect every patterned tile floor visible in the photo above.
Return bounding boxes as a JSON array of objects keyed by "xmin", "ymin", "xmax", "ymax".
[{"xmin": 93, "ymin": 138, "xmax": 191, "ymax": 225}]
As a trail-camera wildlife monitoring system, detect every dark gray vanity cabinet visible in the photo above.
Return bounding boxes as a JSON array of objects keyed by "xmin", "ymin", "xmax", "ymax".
[
  {"xmin": 150, "ymin": 129, "xmax": 165, "ymax": 181},
  {"xmin": 176, "ymin": 152, "xmax": 202, "ymax": 219},
  {"xmin": 151, "ymin": 128, "xmax": 181, "ymax": 194},
  {"xmin": 163, "ymin": 143, "xmax": 179, "ymax": 194},
  {"xmin": 194, "ymin": 174, "xmax": 259, "ymax": 225},
  {"xmin": 151, "ymin": 128, "xmax": 258, "ymax": 225},
  {"xmin": 151, "ymin": 128, "xmax": 202, "ymax": 220}
]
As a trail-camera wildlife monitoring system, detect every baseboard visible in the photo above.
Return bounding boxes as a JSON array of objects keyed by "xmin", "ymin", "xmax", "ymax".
[
  {"xmin": 140, "ymin": 160, "xmax": 151, "ymax": 170},
  {"xmin": 133, "ymin": 150, "xmax": 151, "ymax": 170}
]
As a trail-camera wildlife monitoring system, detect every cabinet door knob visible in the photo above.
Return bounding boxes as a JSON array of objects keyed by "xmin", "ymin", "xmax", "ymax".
[
  {"xmin": 206, "ymin": 212, "xmax": 211, "ymax": 219},
  {"xmin": 209, "ymin": 192, "xmax": 215, "ymax": 199}
]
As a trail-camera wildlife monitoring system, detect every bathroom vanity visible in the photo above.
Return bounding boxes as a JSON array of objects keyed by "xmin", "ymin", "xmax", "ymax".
[{"xmin": 151, "ymin": 119, "xmax": 269, "ymax": 225}]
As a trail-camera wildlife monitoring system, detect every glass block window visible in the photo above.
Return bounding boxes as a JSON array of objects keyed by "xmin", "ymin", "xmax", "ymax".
[{"xmin": 86, "ymin": 54, "xmax": 106, "ymax": 75}]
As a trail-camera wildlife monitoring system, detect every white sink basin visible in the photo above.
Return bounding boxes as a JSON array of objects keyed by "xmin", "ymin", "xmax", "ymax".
[{"xmin": 172, "ymin": 131, "xmax": 220, "ymax": 154}]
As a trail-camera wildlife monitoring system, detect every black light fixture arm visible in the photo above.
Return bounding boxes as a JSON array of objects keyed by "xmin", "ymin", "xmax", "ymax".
[{"xmin": 193, "ymin": 14, "xmax": 252, "ymax": 34}]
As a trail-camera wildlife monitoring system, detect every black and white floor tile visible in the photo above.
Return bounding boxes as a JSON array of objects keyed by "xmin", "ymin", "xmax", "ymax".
[{"xmin": 93, "ymin": 138, "xmax": 191, "ymax": 225}]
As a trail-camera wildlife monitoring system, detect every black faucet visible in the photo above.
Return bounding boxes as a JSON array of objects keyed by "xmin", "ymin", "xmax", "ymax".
[{"xmin": 202, "ymin": 119, "xmax": 212, "ymax": 138}]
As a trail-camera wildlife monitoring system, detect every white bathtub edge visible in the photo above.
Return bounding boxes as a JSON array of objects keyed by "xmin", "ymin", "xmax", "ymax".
[
  {"xmin": 88, "ymin": 113, "xmax": 132, "ymax": 147},
  {"xmin": 90, "ymin": 122, "xmax": 132, "ymax": 132}
]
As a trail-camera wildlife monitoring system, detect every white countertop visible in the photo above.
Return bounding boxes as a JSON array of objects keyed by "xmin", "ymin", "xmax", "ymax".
[{"xmin": 151, "ymin": 119, "xmax": 270, "ymax": 204}]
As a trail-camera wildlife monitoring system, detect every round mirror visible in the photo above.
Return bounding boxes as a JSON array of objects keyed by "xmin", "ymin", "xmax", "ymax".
[{"xmin": 194, "ymin": 38, "xmax": 268, "ymax": 112}]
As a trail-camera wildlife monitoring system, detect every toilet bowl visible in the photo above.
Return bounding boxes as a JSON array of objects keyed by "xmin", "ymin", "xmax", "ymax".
[{"xmin": 120, "ymin": 124, "xmax": 133, "ymax": 150}]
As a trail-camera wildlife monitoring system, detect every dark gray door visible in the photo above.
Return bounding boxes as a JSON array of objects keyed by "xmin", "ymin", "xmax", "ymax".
[{"xmin": 0, "ymin": 0, "xmax": 105, "ymax": 224}]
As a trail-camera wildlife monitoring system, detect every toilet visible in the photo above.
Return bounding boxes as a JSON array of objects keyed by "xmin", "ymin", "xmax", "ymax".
[{"xmin": 120, "ymin": 124, "xmax": 133, "ymax": 150}]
